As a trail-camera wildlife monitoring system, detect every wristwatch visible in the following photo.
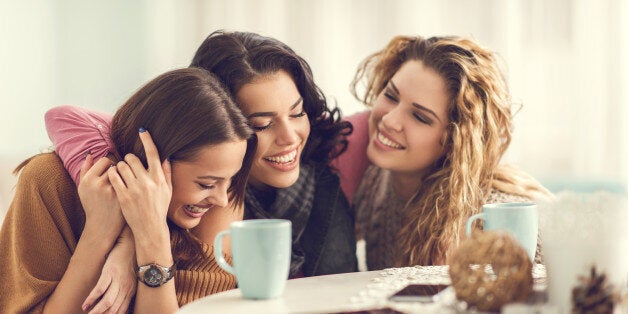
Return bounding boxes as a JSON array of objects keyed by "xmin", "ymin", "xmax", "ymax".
[{"xmin": 136, "ymin": 262, "xmax": 176, "ymax": 287}]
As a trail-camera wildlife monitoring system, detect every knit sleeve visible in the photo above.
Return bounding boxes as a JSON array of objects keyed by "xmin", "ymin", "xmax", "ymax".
[
  {"xmin": 331, "ymin": 111, "xmax": 371, "ymax": 204},
  {"xmin": 0, "ymin": 153, "xmax": 84, "ymax": 313},
  {"xmin": 174, "ymin": 245, "xmax": 236, "ymax": 306},
  {"xmin": 45, "ymin": 105, "xmax": 115, "ymax": 185}
]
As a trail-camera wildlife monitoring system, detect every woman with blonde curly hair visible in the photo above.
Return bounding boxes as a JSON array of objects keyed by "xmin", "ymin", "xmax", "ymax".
[{"xmin": 335, "ymin": 35, "xmax": 550, "ymax": 269}]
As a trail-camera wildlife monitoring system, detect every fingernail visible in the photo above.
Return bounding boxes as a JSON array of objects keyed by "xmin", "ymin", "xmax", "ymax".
[
  {"xmin": 82, "ymin": 304, "xmax": 90, "ymax": 311},
  {"xmin": 139, "ymin": 127, "xmax": 146, "ymax": 133},
  {"xmin": 84, "ymin": 151, "xmax": 91, "ymax": 159}
]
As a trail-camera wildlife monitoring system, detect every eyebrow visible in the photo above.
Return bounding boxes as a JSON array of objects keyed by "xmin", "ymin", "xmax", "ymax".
[
  {"xmin": 388, "ymin": 80, "xmax": 442, "ymax": 123},
  {"xmin": 197, "ymin": 175, "xmax": 224, "ymax": 181},
  {"xmin": 247, "ymin": 97, "xmax": 303, "ymax": 118}
]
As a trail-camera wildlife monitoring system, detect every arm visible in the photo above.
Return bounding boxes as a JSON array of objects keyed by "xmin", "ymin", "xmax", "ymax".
[
  {"xmin": 108, "ymin": 130, "xmax": 178, "ymax": 313},
  {"xmin": 0, "ymin": 154, "xmax": 122, "ymax": 313},
  {"xmin": 45, "ymin": 105, "xmax": 115, "ymax": 185},
  {"xmin": 46, "ymin": 105, "xmax": 138, "ymax": 313},
  {"xmin": 82, "ymin": 226, "xmax": 137, "ymax": 314},
  {"xmin": 331, "ymin": 111, "xmax": 371, "ymax": 204},
  {"xmin": 44, "ymin": 154, "xmax": 126, "ymax": 313}
]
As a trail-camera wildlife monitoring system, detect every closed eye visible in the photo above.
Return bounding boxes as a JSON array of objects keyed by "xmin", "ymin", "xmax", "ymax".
[
  {"xmin": 413, "ymin": 112, "xmax": 432, "ymax": 125},
  {"xmin": 198, "ymin": 182, "xmax": 216, "ymax": 190},
  {"xmin": 251, "ymin": 122, "xmax": 272, "ymax": 132},
  {"xmin": 290, "ymin": 111, "xmax": 306, "ymax": 118},
  {"xmin": 384, "ymin": 92, "xmax": 398, "ymax": 103}
]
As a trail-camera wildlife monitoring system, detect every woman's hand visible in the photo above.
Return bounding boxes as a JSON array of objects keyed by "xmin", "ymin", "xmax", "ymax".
[
  {"xmin": 107, "ymin": 129, "xmax": 172, "ymax": 241},
  {"xmin": 83, "ymin": 227, "xmax": 137, "ymax": 314},
  {"xmin": 78, "ymin": 153, "xmax": 125, "ymax": 243}
]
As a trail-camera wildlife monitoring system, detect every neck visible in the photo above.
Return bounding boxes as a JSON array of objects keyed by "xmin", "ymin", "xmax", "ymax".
[{"xmin": 390, "ymin": 170, "xmax": 423, "ymax": 200}]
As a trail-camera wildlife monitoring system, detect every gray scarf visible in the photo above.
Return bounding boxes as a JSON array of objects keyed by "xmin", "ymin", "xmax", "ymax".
[{"xmin": 244, "ymin": 164, "xmax": 315, "ymax": 276}]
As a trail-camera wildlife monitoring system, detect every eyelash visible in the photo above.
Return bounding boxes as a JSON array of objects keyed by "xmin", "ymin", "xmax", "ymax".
[
  {"xmin": 251, "ymin": 110, "xmax": 307, "ymax": 132},
  {"xmin": 198, "ymin": 183, "xmax": 215, "ymax": 190},
  {"xmin": 383, "ymin": 91, "xmax": 431, "ymax": 125}
]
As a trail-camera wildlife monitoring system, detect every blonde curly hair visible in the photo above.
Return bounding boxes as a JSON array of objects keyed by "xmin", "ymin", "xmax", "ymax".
[{"xmin": 351, "ymin": 35, "xmax": 549, "ymax": 266}]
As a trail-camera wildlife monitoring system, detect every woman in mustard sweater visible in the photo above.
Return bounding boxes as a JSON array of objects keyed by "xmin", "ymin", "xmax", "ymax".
[{"xmin": 0, "ymin": 68, "xmax": 254, "ymax": 313}]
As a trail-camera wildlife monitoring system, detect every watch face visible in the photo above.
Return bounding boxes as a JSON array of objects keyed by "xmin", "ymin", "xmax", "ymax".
[{"xmin": 144, "ymin": 265, "xmax": 165, "ymax": 287}]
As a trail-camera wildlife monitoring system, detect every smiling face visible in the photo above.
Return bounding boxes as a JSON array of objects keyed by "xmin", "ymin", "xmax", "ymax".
[
  {"xmin": 235, "ymin": 70, "xmax": 310, "ymax": 189},
  {"xmin": 167, "ymin": 140, "xmax": 248, "ymax": 230},
  {"xmin": 367, "ymin": 60, "xmax": 450, "ymax": 177}
]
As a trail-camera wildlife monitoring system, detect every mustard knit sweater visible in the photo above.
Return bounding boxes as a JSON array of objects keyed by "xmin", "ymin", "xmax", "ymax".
[{"xmin": 0, "ymin": 153, "xmax": 235, "ymax": 313}]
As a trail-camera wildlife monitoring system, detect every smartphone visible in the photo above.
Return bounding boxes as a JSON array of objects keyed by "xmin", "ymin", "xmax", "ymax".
[{"xmin": 387, "ymin": 284, "xmax": 449, "ymax": 303}]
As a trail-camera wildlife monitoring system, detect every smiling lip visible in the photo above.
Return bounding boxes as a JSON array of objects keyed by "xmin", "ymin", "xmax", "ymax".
[
  {"xmin": 263, "ymin": 148, "xmax": 299, "ymax": 172},
  {"xmin": 183, "ymin": 204, "xmax": 211, "ymax": 218},
  {"xmin": 373, "ymin": 130, "xmax": 405, "ymax": 151}
]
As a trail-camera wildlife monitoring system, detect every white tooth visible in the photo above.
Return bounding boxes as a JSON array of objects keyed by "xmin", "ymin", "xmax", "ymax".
[
  {"xmin": 185, "ymin": 205, "xmax": 208, "ymax": 214},
  {"xmin": 265, "ymin": 150, "xmax": 297, "ymax": 164},
  {"xmin": 378, "ymin": 132, "xmax": 402, "ymax": 149}
]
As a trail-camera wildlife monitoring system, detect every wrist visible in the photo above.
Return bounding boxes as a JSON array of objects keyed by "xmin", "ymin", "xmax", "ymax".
[{"xmin": 134, "ymin": 232, "xmax": 173, "ymax": 266}]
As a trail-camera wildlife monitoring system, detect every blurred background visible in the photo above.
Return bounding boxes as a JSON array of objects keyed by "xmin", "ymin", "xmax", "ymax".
[{"xmin": 1, "ymin": 0, "xmax": 627, "ymax": 219}]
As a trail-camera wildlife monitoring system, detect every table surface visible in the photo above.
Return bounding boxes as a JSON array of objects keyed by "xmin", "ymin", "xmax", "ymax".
[
  {"xmin": 177, "ymin": 265, "xmax": 546, "ymax": 314},
  {"xmin": 178, "ymin": 270, "xmax": 382, "ymax": 314}
]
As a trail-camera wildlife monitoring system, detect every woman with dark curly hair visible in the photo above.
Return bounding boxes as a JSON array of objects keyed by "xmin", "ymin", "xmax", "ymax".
[
  {"xmin": 44, "ymin": 30, "xmax": 357, "ymax": 311},
  {"xmin": 190, "ymin": 31, "xmax": 356, "ymax": 277}
]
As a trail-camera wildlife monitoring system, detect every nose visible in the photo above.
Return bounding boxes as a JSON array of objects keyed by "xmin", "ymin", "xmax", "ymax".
[
  {"xmin": 207, "ymin": 185, "xmax": 229, "ymax": 208},
  {"xmin": 275, "ymin": 120, "xmax": 299, "ymax": 146},
  {"xmin": 380, "ymin": 106, "xmax": 403, "ymax": 132}
]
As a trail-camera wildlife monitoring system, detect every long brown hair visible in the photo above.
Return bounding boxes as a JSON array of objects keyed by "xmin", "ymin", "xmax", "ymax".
[
  {"xmin": 352, "ymin": 35, "xmax": 549, "ymax": 265},
  {"xmin": 191, "ymin": 30, "xmax": 352, "ymax": 167},
  {"xmin": 111, "ymin": 67, "xmax": 255, "ymax": 263}
]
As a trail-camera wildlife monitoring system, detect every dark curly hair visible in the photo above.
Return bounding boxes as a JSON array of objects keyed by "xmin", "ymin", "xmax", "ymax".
[{"xmin": 190, "ymin": 30, "xmax": 352, "ymax": 166}]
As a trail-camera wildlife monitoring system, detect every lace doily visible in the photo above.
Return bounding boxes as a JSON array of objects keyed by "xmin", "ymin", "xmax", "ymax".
[{"xmin": 347, "ymin": 265, "xmax": 546, "ymax": 313}]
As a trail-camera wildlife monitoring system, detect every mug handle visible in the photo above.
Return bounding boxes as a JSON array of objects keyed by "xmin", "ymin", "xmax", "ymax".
[
  {"xmin": 466, "ymin": 213, "xmax": 486, "ymax": 237},
  {"xmin": 213, "ymin": 230, "xmax": 235, "ymax": 275}
]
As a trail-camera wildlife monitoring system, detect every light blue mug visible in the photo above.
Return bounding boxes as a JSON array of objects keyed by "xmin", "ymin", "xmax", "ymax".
[
  {"xmin": 214, "ymin": 219, "xmax": 292, "ymax": 299},
  {"xmin": 465, "ymin": 202, "xmax": 538, "ymax": 261}
]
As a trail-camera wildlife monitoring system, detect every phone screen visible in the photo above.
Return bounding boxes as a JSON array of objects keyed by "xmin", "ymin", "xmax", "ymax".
[{"xmin": 388, "ymin": 284, "xmax": 449, "ymax": 302}]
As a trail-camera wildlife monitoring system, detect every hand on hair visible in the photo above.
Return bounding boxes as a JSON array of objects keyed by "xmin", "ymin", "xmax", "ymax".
[
  {"xmin": 82, "ymin": 226, "xmax": 136, "ymax": 314},
  {"xmin": 107, "ymin": 129, "xmax": 173, "ymax": 242},
  {"xmin": 78, "ymin": 153, "xmax": 125, "ymax": 243}
]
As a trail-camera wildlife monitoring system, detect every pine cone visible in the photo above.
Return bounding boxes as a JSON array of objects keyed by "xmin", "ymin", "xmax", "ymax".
[{"xmin": 571, "ymin": 266, "xmax": 615, "ymax": 314}]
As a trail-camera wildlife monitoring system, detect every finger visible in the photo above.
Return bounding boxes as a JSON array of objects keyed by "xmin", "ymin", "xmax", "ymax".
[
  {"xmin": 162, "ymin": 159, "xmax": 172, "ymax": 192},
  {"xmin": 138, "ymin": 129, "xmax": 162, "ymax": 173},
  {"xmin": 115, "ymin": 161, "xmax": 137, "ymax": 185},
  {"xmin": 107, "ymin": 165, "xmax": 128, "ymax": 192},
  {"xmin": 79, "ymin": 152, "xmax": 94, "ymax": 182},
  {"xmin": 116, "ymin": 287, "xmax": 134, "ymax": 314},
  {"xmin": 82, "ymin": 273, "xmax": 112, "ymax": 312},
  {"xmin": 91, "ymin": 156, "xmax": 116, "ymax": 178},
  {"xmin": 123, "ymin": 153, "xmax": 148, "ymax": 179},
  {"xmin": 88, "ymin": 280, "xmax": 120, "ymax": 314},
  {"xmin": 108, "ymin": 282, "xmax": 127, "ymax": 314}
]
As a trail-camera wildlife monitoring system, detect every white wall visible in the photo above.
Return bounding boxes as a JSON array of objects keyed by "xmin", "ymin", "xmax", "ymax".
[{"xmin": 2, "ymin": 0, "xmax": 627, "ymax": 219}]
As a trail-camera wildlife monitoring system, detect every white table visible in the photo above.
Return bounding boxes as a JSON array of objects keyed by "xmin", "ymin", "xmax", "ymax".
[
  {"xmin": 178, "ymin": 265, "xmax": 546, "ymax": 314},
  {"xmin": 178, "ymin": 270, "xmax": 382, "ymax": 313}
]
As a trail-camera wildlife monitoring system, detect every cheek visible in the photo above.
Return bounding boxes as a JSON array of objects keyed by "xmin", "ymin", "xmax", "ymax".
[
  {"xmin": 370, "ymin": 99, "xmax": 389, "ymax": 124},
  {"xmin": 299, "ymin": 119, "xmax": 311, "ymax": 139},
  {"xmin": 253, "ymin": 132, "xmax": 272, "ymax": 157}
]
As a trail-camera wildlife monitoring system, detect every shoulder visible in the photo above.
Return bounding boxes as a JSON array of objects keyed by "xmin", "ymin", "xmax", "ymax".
[
  {"xmin": 18, "ymin": 153, "xmax": 68, "ymax": 182},
  {"xmin": 15, "ymin": 153, "xmax": 74, "ymax": 194}
]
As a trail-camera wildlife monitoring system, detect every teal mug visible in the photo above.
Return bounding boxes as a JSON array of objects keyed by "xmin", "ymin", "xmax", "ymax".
[
  {"xmin": 466, "ymin": 202, "xmax": 538, "ymax": 261},
  {"xmin": 214, "ymin": 219, "xmax": 292, "ymax": 299}
]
